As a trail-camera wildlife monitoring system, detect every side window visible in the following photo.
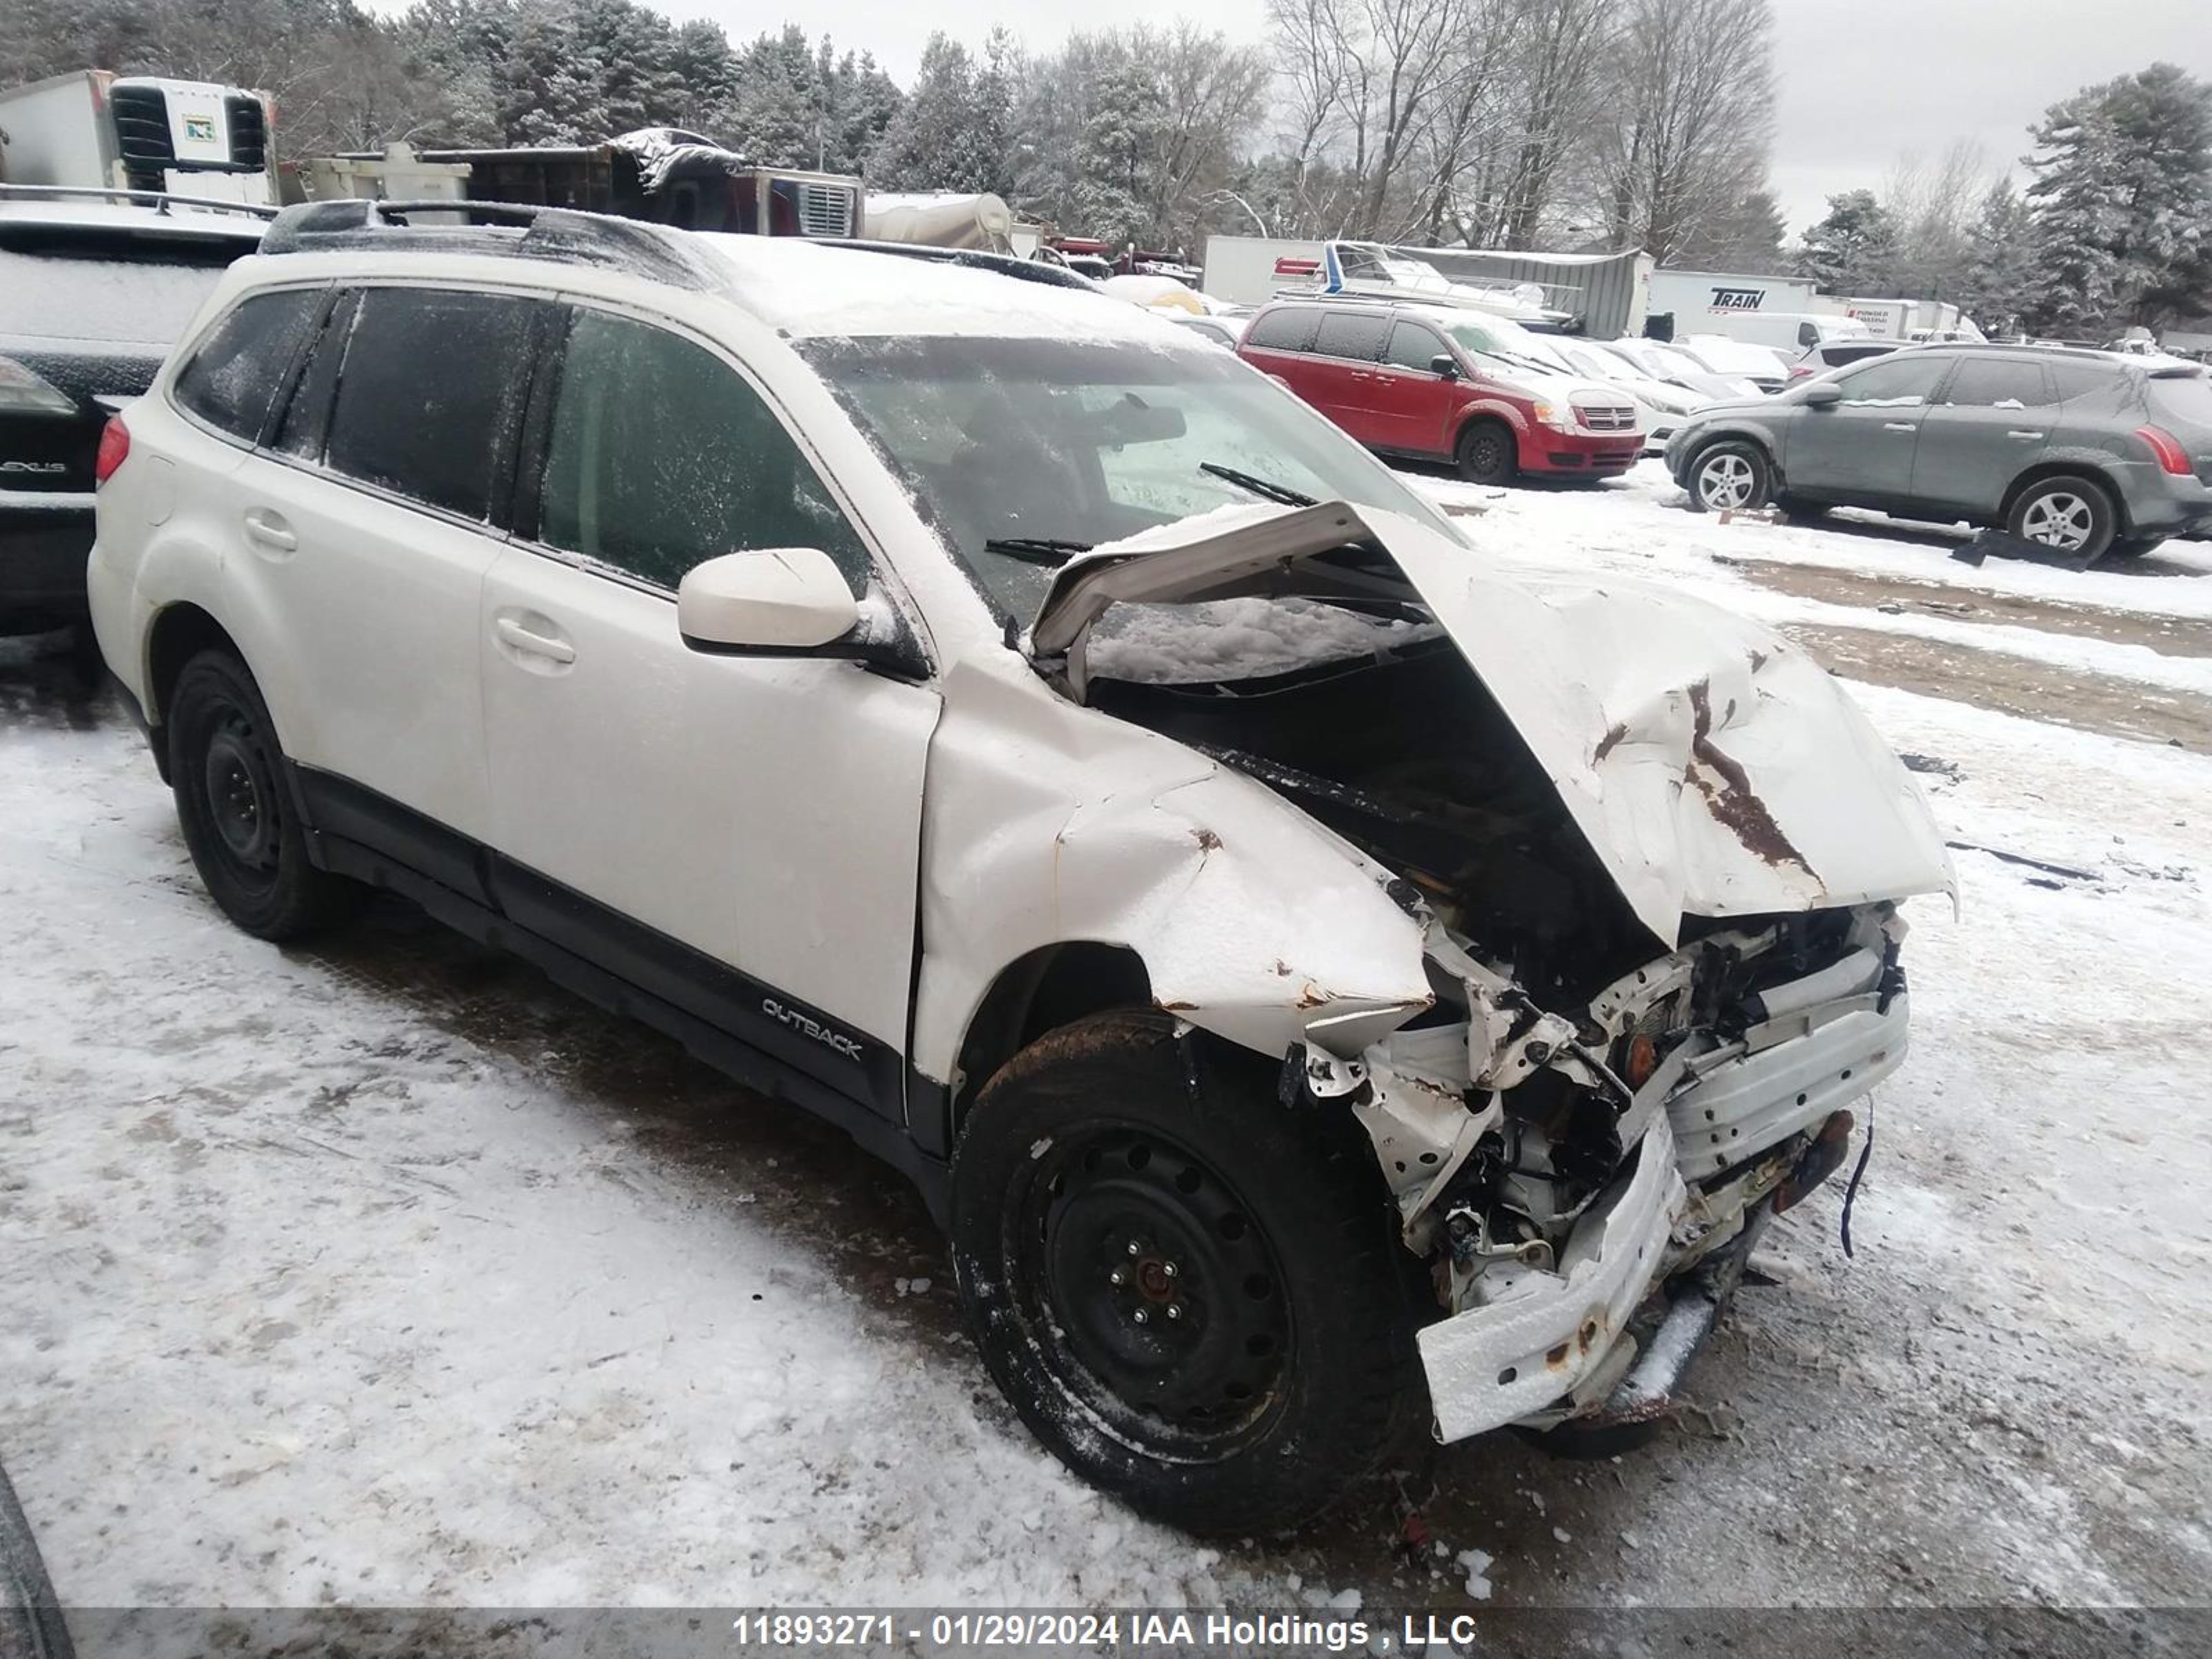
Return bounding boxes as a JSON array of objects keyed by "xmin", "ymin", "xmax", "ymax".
[
  {"xmin": 171, "ymin": 288, "xmax": 321, "ymax": 443},
  {"xmin": 1314, "ymin": 311, "xmax": 1389, "ymax": 362},
  {"xmin": 1244, "ymin": 308, "xmax": 1317, "ymax": 353},
  {"xmin": 536, "ymin": 308, "xmax": 873, "ymax": 595},
  {"xmin": 324, "ymin": 288, "xmax": 539, "ymax": 521},
  {"xmin": 1835, "ymin": 355, "xmax": 1951, "ymax": 408},
  {"xmin": 1944, "ymin": 359, "xmax": 2053, "ymax": 409},
  {"xmin": 1384, "ymin": 321, "xmax": 1444, "ymax": 372}
]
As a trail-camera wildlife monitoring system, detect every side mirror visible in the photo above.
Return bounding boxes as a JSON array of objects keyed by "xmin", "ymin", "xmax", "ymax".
[
  {"xmin": 1429, "ymin": 353, "xmax": 1461, "ymax": 381},
  {"xmin": 1801, "ymin": 382, "xmax": 1843, "ymax": 407},
  {"xmin": 678, "ymin": 547, "xmax": 860, "ymax": 653}
]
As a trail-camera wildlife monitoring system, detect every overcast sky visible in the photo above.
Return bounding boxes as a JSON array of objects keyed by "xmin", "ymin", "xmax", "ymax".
[{"xmin": 523, "ymin": 0, "xmax": 2212, "ymax": 237}]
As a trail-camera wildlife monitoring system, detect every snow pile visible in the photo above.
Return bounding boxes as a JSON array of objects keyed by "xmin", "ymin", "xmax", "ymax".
[{"xmin": 1088, "ymin": 597, "xmax": 1439, "ymax": 684}]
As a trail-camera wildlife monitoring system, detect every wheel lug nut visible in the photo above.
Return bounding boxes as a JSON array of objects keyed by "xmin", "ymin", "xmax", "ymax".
[
  {"xmin": 1162, "ymin": 1262, "xmax": 1178, "ymax": 1279},
  {"xmin": 1132, "ymin": 1307, "xmax": 1150, "ymax": 1325},
  {"xmin": 1109, "ymin": 1268, "xmax": 1125, "ymax": 1286},
  {"xmin": 1165, "ymin": 1304, "xmax": 1182, "ymax": 1320},
  {"xmin": 1126, "ymin": 1240, "xmax": 1141, "ymax": 1257}
]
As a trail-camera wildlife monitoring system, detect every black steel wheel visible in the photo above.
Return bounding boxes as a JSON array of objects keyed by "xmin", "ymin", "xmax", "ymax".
[
  {"xmin": 951, "ymin": 1011, "xmax": 1422, "ymax": 1535},
  {"xmin": 1455, "ymin": 418, "xmax": 1517, "ymax": 485},
  {"xmin": 168, "ymin": 649, "xmax": 360, "ymax": 941}
]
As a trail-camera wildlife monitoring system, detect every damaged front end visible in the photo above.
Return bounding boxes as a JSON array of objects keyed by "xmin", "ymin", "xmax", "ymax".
[
  {"xmin": 1303, "ymin": 902, "xmax": 1908, "ymax": 1444},
  {"xmin": 1024, "ymin": 498, "xmax": 1952, "ymax": 1446}
]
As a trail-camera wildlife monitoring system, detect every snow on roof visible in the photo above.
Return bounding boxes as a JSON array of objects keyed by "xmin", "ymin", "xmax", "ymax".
[
  {"xmin": 695, "ymin": 236, "xmax": 1190, "ymax": 345},
  {"xmin": 0, "ymin": 198, "xmax": 268, "ymax": 241}
]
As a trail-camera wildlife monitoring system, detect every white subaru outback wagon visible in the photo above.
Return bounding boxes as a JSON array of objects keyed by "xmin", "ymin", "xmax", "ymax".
[{"xmin": 90, "ymin": 201, "xmax": 1954, "ymax": 1533}]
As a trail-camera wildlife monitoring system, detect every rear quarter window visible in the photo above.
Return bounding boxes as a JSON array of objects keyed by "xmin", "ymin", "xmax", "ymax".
[
  {"xmin": 2146, "ymin": 372, "xmax": 2212, "ymax": 428},
  {"xmin": 1244, "ymin": 308, "xmax": 1317, "ymax": 353},
  {"xmin": 172, "ymin": 288, "xmax": 322, "ymax": 443},
  {"xmin": 2047, "ymin": 361, "xmax": 2123, "ymax": 402}
]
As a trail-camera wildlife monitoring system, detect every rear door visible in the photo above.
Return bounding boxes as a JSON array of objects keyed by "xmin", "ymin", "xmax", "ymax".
[
  {"xmin": 1368, "ymin": 317, "xmax": 1461, "ymax": 457},
  {"xmin": 1783, "ymin": 351, "xmax": 1955, "ymax": 501},
  {"xmin": 478, "ymin": 302, "xmax": 938, "ymax": 1121},
  {"xmin": 1909, "ymin": 355, "xmax": 2059, "ymax": 514},
  {"xmin": 231, "ymin": 283, "xmax": 540, "ymax": 862}
]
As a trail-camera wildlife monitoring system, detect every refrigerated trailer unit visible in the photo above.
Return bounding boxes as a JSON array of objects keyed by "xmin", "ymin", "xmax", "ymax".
[{"xmin": 0, "ymin": 71, "xmax": 275, "ymax": 203}]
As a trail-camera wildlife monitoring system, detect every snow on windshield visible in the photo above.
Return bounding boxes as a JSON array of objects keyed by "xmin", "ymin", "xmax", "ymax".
[
  {"xmin": 0, "ymin": 249, "xmax": 227, "ymax": 344},
  {"xmin": 1089, "ymin": 597, "xmax": 1441, "ymax": 685}
]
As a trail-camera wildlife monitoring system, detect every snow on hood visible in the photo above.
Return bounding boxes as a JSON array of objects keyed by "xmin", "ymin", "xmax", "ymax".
[{"xmin": 1029, "ymin": 502, "xmax": 1957, "ymax": 943}]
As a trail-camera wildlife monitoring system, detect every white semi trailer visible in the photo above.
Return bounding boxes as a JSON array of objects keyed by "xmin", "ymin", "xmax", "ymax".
[{"xmin": 0, "ymin": 71, "xmax": 276, "ymax": 203}]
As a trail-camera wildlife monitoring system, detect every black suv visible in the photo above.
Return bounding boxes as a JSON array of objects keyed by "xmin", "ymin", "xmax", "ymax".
[{"xmin": 0, "ymin": 187, "xmax": 267, "ymax": 631}]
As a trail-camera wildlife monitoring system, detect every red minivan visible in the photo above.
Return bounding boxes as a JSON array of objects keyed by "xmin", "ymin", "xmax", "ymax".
[{"xmin": 1237, "ymin": 299, "xmax": 1642, "ymax": 485}]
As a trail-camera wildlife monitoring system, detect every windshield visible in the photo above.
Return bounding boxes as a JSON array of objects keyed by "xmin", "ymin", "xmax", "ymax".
[
  {"xmin": 800, "ymin": 334, "xmax": 1459, "ymax": 617},
  {"xmin": 1440, "ymin": 317, "xmax": 1571, "ymax": 377}
]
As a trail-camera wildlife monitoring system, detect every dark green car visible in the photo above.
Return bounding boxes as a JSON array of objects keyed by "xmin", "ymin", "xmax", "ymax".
[{"xmin": 1663, "ymin": 344, "xmax": 2212, "ymax": 561}]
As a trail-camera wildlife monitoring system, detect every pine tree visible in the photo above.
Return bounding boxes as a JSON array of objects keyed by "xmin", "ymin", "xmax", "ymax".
[
  {"xmin": 867, "ymin": 31, "xmax": 1012, "ymax": 194},
  {"xmin": 2023, "ymin": 63, "xmax": 2212, "ymax": 334},
  {"xmin": 1794, "ymin": 189, "xmax": 1901, "ymax": 294},
  {"xmin": 1958, "ymin": 180, "xmax": 2037, "ymax": 336}
]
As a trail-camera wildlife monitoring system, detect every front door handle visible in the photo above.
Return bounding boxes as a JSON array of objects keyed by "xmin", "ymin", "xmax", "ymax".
[
  {"xmin": 242, "ymin": 508, "xmax": 296, "ymax": 552},
  {"xmin": 2007, "ymin": 430, "xmax": 2046, "ymax": 440},
  {"xmin": 495, "ymin": 616, "xmax": 576, "ymax": 664},
  {"xmin": 1882, "ymin": 422, "xmax": 1917, "ymax": 433}
]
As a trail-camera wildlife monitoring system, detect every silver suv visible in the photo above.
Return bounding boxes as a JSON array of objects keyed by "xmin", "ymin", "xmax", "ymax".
[{"xmin": 1667, "ymin": 344, "xmax": 2212, "ymax": 561}]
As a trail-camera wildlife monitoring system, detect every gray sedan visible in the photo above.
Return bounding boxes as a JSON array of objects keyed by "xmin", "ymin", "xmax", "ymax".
[{"xmin": 1663, "ymin": 345, "xmax": 2212, "ymax": 561}]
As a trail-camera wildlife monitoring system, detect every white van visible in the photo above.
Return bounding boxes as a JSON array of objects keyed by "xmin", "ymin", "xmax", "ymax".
[{"xmin": 1681, "ymin": 309, "xmax": 1871, "ymax": 354}]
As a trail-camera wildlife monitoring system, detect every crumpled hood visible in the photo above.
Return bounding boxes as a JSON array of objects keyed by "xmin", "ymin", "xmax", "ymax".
[{"xmin": 1030, "ymin": 500, "xmax": 1956, "ymax": 944}]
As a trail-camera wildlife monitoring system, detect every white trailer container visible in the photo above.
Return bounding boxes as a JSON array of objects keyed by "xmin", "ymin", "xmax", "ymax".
[
  {"xmin": 1647, "ymin": 268, "xmax": 1820, "ymax": 331},
  {"xmin": 0, "ymin": 71, "xmax": 276, "ymax": 203},
  {"xmin": 861, "ymin": 191, "xmax": 1015, "ymax": 252}
]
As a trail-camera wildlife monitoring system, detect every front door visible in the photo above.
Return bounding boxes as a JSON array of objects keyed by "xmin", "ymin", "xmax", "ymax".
[
  {"xmin": 1368, "ymin": 317, "xmax": 1464, "ymax": 456},
  {"xmin": 479, "ymin": 304, "xmax": 939, "ymax": 1118},
  {"xmin": 1909, "ymin": 355, "xmax": 2059, "ymax": 516},
  {"xmin": 1785, "ymin": 352, "xmax": 1956, "ymax": 501}
]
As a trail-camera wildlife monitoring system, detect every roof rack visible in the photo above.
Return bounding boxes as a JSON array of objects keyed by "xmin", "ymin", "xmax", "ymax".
[
  {"xmin": 259, "ymin": 197, "xmax": 728, "ymax": 292},
  {"xmin": 0, "ymin": 182, "xmax": 277, "ymax": 222},
  {"xmin": 827, "ymin": 238, "xmax": 1103, "ymax": 293}
]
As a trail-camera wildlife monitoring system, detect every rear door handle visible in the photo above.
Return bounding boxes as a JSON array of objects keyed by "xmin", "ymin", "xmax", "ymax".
[
  {"xmin": 2007, "ymin": 430, "xmax": 2045, "ymax": 440},
  {"xmin": 242, "ymin": 508, "xmax": 296, "ymax": 552},
  {"xmin": 1882, "ymin": 422, "xmax": 1917, "ymax": 433},
  {"xmin": 495, "ymin": 616, "xmax": 576, "ymax": 664}
]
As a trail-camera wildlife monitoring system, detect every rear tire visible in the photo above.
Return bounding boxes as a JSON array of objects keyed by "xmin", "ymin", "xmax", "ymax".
[
  {"xmin": 167, "ymin": 650, "xmax": 360, "ymax": 941},
  {"xmin": 950, "ymin": 1010, "xmax": 1421, "ymax": 1535},
  {"xmin": 1686, "ymin": 440, "xmax": 1773, "ymax": 513},
  {"xmin": 1454, "ymin": 418, "xmax": 1517, "ymax": 486},
  {"xmin": 2005, "ymin": 474, "xmax": 2117, "ymax": 562}
]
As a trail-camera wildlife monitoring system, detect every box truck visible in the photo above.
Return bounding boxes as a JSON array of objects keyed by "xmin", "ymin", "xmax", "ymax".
[{"xmin": 0, "ymin": 71, "xmax": 275, "ymax": 203}]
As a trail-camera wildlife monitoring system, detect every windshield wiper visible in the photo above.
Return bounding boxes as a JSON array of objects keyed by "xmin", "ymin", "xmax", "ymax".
[
  {"xmin": 1199, "ymin": 461, "xmax": 1316, "ymax": 508},
  {"xmin": 982, "ymin": 536, "xmax": 1092, "ymax": 567}
]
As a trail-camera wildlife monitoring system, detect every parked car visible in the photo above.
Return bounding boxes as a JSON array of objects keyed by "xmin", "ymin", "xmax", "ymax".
[
  {"xmin": 1674, "ymin": 334, "xmax": 1795, "ymax": 393},
  {"xmin": 1666, "ymin": 344, "xmax": 2212, "ymax": 560},
  {"xmin": 0, "ymin": 186, "xmax": 268, "ymax": 631},
  {"xmin": 1237, "ymin": 297, "xmax": 1641, "ymax": 483},
  {"xmin": 1786, "ymin": 337, "xmax": 1904, "ymax": 382},
  {"xmin": 1597, "ymin": 336, "xmax": 1764, "ymax": 402},
  {"xmin": 1170, "ymin": 313, "xmax": 1245, "ymax": 349},
  {"xmin": 1548, "ymin": 337, "xmax": 1712, "ymax": 449},
  {"xmin": 93, "ymin": 200, "xmax": 1953, "ymax": 1533}
]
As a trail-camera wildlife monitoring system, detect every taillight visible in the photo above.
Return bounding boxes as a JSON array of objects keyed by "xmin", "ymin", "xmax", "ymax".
[
  {"xmin": 95, "ymin": 415, "xmax": 131, "ymax": 485},
  {"xmin": 0, "ymin": 353, "xmax": 77, "ymax": 416},
  {"xmin": 2135, "ymin": 424, "xmax": 2193, "ymax": 476},
  {"xmin": 1788, "ymin": 365, "xmax": 1814, "ymax": 379}
]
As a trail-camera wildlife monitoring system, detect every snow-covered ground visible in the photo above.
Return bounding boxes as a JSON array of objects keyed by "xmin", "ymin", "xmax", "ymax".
[{"xmin": 3, "ymin": 462, "xmax": 2208, "ymax": 1629}]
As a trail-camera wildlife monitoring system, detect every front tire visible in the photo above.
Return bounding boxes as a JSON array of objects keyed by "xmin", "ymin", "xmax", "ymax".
[
  {"xmin": 950, "ymin": 1011, "xmax": 1420, "ymax": 1535},
  {"xmin": 167, "ymin": 649, "xmax": 359, "ymax": 941},
  {"xmin": 2006, "ymin": 474, "xmax": 2117, "ymax": 561},
  {"xmin": 1454, "ymin": 418, "xmax": 1517, "ymax": 485},
  {"xmin": 1686, "ymin": 440, "xmax": 1773, "ymax": 513}
]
